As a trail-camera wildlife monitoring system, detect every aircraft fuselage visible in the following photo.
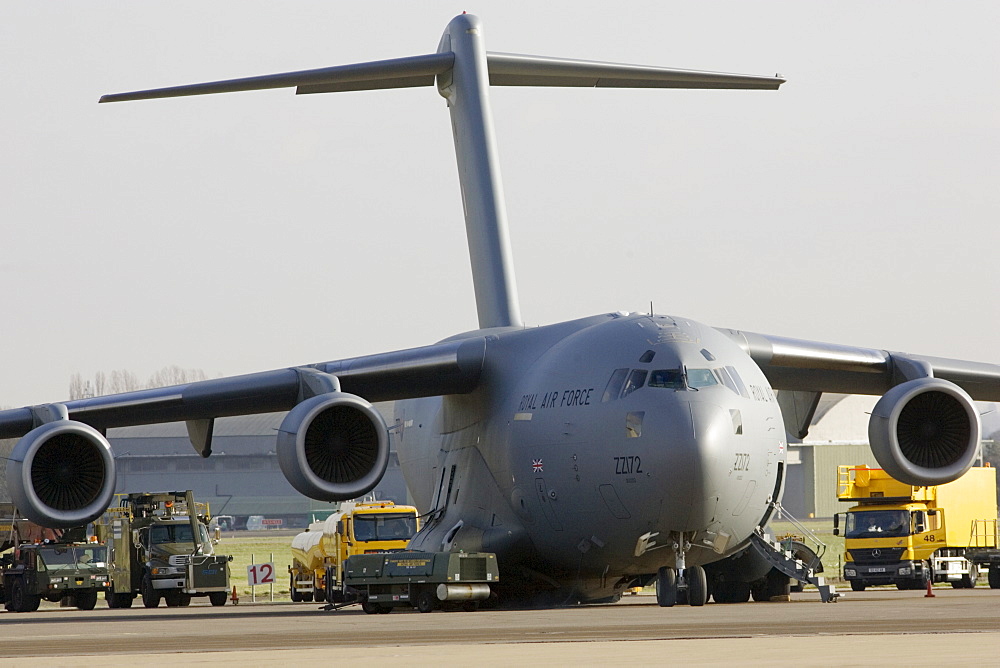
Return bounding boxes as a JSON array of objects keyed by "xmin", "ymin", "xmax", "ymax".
[{"xmin": 397, "ymin": 312, "xmax": 786, "ymax": 600}]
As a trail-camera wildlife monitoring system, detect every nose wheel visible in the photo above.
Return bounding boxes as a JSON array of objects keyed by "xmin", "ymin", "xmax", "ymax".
[
  {"xmin": 656, "ymin": 567, "xmax": 677, "ymax": 607},
  {"xmin": 655, "ymin": 565, "xmax": 708, "ymax": 607}
]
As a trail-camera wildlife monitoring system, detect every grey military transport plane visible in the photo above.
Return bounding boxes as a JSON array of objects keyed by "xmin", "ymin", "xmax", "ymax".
[{"xmin": 4, "ymin": 14, "xmax": 1000, "ymax": 607}]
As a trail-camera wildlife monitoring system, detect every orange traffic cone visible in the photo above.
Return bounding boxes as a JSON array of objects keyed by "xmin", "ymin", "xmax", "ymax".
[
  {"xmin": 924, "ymin": 579, "xmax": 935, "ymax": 598},
  {"xmin": 231, "ymin": 585, "xmax": 240, "ymax": 605}
]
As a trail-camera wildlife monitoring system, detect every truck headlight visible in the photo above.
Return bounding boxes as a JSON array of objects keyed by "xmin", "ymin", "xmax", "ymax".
[
  {"xmin": 898, "ymin": 567, "xmax": 911, "ymax": 575},
  {"xmin": 844, "ymin": 568, "xmax": 857, "ymax": 577}
]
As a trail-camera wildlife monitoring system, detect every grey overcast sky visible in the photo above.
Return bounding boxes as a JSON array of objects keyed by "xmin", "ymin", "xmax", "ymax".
[{"xmin": 2, "ymin": 1, "xmax": 999, "ymax": 408}]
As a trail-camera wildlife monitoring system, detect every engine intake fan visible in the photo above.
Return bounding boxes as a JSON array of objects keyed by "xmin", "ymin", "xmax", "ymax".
[
  {"xmin": 869, "ymin": 378, "xmax": 980, "ymax": 486},
  {"xmin": 277, "ymin": 392, "xmax": 389, "ymax": 501},
  {"xmin": 6, "ymin": 420, "xmax": 116, "ymax": 528}
]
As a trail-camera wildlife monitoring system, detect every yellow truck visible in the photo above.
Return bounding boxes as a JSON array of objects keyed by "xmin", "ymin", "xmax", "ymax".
[
  {"xmin": 834, "ymin": 465, "xmax": 998, "ymax": 591},
  {"xmin": 288, "ymin": 501, "xmax": 419, "ymax": 603}
]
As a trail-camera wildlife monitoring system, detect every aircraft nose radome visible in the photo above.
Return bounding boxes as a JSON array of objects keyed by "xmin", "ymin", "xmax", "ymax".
[{"xmin": 658, "ymin": 400, "xmax": 731, "ymax": 531}]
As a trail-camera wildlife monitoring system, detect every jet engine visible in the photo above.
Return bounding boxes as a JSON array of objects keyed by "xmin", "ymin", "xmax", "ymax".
[
  {"xmin": 276, "ymin": 392, "xmax": 390, "ymax": 501},
  {"xmin": 6, "ymin": 420, "xmax": 116, "ymax": 528},
  {"xmin": 868, "ymin": 378, "xmax": 980, "ymax": 486}
]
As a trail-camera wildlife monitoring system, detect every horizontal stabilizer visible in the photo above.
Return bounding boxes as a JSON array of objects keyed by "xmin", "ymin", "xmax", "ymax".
[
  {"xmin": 486, "ymin": 52, "xmax": 784, "ymax": 90},
  {"xmin": 101, "ymin": 50, "xmax": 782, "ymax": 103},
  {"xmin": 99, "ymin": 53, "xmax": 455, "ymax": 103}
]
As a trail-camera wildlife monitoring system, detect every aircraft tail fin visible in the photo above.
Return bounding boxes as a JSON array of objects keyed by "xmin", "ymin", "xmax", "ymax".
[{"xmin": 100, "ymin": 14, "xmax": 783, "ymax": 330}]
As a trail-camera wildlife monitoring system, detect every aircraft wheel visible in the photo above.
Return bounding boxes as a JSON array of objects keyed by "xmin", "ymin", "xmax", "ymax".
[
  {"xmin": 209, "ymin": 591, "xmax": 228, "ymax": 606},
  {"xmin": 76, "ymin": 590, "xmax": 98, "ymax": 610},
  {"xmin": 851, "ymin": 581, "xmax": 866, "ymax": 592},
  {"xmin": 655, "ymin": 567, "xmax": 677, "ymax": 607},
  {"xmin": 686, "ymin": 566, "xmax": 707, "ymax": 607},
  {"xmin": 713, "ymin": 581, "xmax": 750, "ymax": 603},
  {"xmin": 416, "ymin": 590, "xmax": 436, "ymax": 613},
  {"xmin": 141, "ymin": 574, "xmax": 161, "ymax": 608}
]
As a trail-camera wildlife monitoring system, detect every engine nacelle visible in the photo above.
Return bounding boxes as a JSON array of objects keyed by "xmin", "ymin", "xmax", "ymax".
[
  {"xmin": 5, "ymin": 420, "xmax": 117, "ymax": 528},
  {"xmin": 276, "ymin": 392, "xmax": 390, "ymax": 501},
  {"xmin": 869, "ymin": 378, "xmax": 980, "ymax": 486}
]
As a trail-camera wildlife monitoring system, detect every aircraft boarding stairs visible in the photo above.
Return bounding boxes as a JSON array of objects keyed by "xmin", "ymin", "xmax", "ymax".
[{"xmin": 751, "ymin": 502, "xmax": 839, "ymax": 602}]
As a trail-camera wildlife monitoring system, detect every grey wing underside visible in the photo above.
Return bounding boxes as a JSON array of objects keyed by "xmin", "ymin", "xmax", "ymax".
[
  {"xmin": 717, "ymin": 329, "xmax": 1000, "ymax": 440},
  {"xmin": 0, "ymin": 338, "xmax": 485, "ymax": 439}
]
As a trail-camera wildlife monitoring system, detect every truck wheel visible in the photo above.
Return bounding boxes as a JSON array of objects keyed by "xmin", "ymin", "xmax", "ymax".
[
  {"xmin": 209, "ymin": 591, "xmax": 228, "ymax": 606},
  {"xmin": 76, "ymin": 590, "xmax": 98, "ymax": 610},
  {"xmin": 989, "ymin": 567, "xmax": 1000, "ymax": 589},
  {"xmin": 9, "ymin": 578, "xmax": 26, "ymax": 612},
  {"xmin": 416, "ymin": 590, "xmax": 436, "ymax": 613},
  {"xmin": 290, "ymin": 576, "xmax": 303, "ymax": 602},
  {"xmin": 851, "ymin": 581, "xmax": 866, "ymax": 592},
  {"xmin": 164, "ymin": 591, "xmax": 182, "ymax": 607},
  {"xmin": 376, "ymin": 604, "xmax": 393, "ymax": 614},
  {"xmin": 141, "ymin": 574, "xmax": 161, "ymax": 608},
  {"xmin": 361, "ymin": 599, "xmax": 380, "ymax": 614},
  {"xmin": 462, "ymin": 601, "xmax": 479, "ymax": 612},
  {"xmin": 178, "ymin": 594, "xmax": 192, "ymax": 606}
]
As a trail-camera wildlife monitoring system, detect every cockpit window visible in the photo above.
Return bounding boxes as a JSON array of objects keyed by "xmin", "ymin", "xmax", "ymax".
[
  {"xmin": 725, "ymin": 366, "xmax": 751, "ymax": 399},
  {"xmin": 648, "ymin": 369, "xmax": 685, "ymax": 390},
  {"xmin": 715, "ymin": 368, "xmax": 739, "ymax": 395},
  {"xmin": 687, "ymin": 369, "xmax": 718, "ymax": 388},
  {"xmin": 620, "ymin": 369, "xmax": 648, "ymax": 398},
  {"xmin": 602, "ymin": 368, "xmax": 630, "ymax": 403}
]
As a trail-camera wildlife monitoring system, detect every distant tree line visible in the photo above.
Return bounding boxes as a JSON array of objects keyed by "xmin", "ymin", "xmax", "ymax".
[{"xmin": 68, "ymin": 366, "xmax": 208, "ymax": 400}]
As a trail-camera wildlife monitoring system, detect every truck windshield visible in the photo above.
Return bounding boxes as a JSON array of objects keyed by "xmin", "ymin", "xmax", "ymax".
[
  {"xmin": 150, "ymin": 524, "xmax": 211, "ymax": 545},
  {"xmin": 845, "ymin": 510, "xmax": 910, "ymax": 539},
  {"xmin": 353, "ymin": 513, "xmax": 417, "ymax": 542},
  {"xmin": 37, "ymin": 546, "xmax": 107, "ymax": 570}
]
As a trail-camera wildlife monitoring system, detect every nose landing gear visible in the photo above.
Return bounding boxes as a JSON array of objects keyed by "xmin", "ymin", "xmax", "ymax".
[{"xmin": 655, "ymin": 533, "xmax": 707, "ymax": 607}]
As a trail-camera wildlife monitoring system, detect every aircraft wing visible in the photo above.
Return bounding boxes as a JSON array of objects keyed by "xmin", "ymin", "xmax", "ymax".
[
  {"xmin": 718, "ymin": 327, "xmax": 1000, "ymax": 401},
  {"xmin": 0, "ymin": 337, "xmax": 485, "ymax": 439}
]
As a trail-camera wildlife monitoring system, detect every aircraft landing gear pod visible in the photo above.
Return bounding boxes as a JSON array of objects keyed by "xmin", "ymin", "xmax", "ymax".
[
  {"xmin": 276, "ymin": 392, "xmax": 390, "ymax": 501},
  {"xmin": 869, "ymin": 378, "xmax": 980, "ymax": 487},
  {"xmin": 6, "ymin": 417, "xmax": 116, "ymax": 528}
]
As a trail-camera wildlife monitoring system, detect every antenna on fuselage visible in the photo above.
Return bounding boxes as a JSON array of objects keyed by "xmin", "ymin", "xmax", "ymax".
[{"xmin": 100, "ymin": 14, "xmax": 784, "ymax": 330}]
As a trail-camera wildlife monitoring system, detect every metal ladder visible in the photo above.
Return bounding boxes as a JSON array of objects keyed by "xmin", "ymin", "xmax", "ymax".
[{"xmin": 750, "ymin": 501, "xmax": 839, "ymax": 602}]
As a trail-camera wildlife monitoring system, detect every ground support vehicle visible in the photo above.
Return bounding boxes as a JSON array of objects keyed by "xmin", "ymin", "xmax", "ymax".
[
  {"xmin": 835, "ymin": 465, "xmax": 998, "ymax": 591},
  {"xmin": 338, "ymin": 551, "xmax": 498, "ymax": 613},
  {"xmin": 95, "ymin": 491, "xmax": 232, "ymax": 608},
  {"xmin": 966, "ymin": 519, "xmax": 1000, "ymax": 588},
  {"xmin": 2, "ymin": 540, "xmax": 110, "ymax": 612},
  {"xmin": 288, "ymin": 501, "xmax": 419, "ymax": 603}
]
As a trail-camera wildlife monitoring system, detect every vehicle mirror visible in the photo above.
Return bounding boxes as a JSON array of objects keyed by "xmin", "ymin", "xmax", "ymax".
[
  {"xmin": 214, "ymin": 526, "xmax": 221, "ymax": 542},
  {"xmin": 832, "ymin": 513, "xmax": 840, "ymax": 536}
]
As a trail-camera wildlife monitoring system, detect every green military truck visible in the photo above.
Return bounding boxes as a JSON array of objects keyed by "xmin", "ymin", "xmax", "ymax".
[
  {"xmin": 95, "ymin": 491, "xmax": 232, "ymax": 608},
  {"xmin": 341, "ymin": 551, "xmax": 498, "ymax": 613},
  {"xmin": 1, "ymin": 513, "xmax": 111, "ymax": 613}
]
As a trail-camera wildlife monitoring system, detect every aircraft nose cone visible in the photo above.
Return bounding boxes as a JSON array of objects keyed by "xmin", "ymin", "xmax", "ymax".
[{"xmin": 657, "ymin": 399, "xmax": 731, "ymax": 531}]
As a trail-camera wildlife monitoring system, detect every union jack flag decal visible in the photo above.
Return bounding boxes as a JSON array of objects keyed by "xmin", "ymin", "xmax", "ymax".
[{"xmin": 532, "ymin": 459, "xmax": 544, "ymax": 473}]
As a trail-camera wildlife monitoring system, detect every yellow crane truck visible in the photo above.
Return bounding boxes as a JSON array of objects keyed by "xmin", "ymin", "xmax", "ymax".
[
  {"xmin": 834, "ymin": 465, "xmax": 998, "ymax": 591},
  {"xmin": 288, "ymin": 501, "xmax": 419, "ymax": 603}
]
